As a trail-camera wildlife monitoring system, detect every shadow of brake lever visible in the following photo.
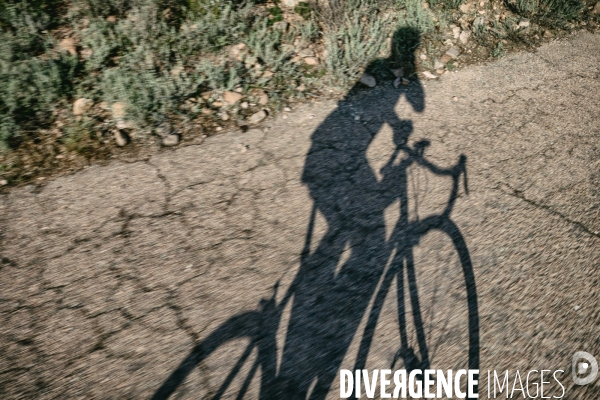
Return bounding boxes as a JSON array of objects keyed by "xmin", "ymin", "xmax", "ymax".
[{"xmin": 413, "ymin": 140, "xmax": 430, "ymax": 157}]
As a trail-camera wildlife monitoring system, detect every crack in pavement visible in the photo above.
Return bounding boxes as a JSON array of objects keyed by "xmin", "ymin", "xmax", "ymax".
[{"xmin": 500, "ymin": 184, "xmax": 600, "ymax": 239}]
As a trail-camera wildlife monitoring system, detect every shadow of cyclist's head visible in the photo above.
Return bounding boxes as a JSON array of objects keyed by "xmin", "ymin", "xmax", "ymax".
[{"xmin": 341, "ymin": 26, "xmax": 425, "ymax": 113}]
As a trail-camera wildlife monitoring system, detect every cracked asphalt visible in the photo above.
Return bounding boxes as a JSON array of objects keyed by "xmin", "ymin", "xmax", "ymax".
[{"xmin": 1, "ymin": 32, "xmax": 599, "ymax": 399}]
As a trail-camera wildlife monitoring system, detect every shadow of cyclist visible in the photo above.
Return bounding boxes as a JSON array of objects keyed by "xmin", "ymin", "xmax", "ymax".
[
  {"xmin": 153, "ymin": 26, "xmax": 478, "ymax": 400},
  {"xmin": 275, "ymin": 27, "xmax": 426, "ymax": 398}
]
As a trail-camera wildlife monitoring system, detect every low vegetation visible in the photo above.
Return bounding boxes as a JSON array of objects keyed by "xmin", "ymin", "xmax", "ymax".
[{"xmin": 0, "ymin": 0, "xmax": 598, "ymax": 184}]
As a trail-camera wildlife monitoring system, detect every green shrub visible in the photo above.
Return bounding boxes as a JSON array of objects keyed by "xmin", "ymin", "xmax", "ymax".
[
  {"xmin": 0, "ymin": 2, "xmax": 77, "ymax": 149},
  {"xmin": 508, "ymin": 0, "xmax": 585, "ymax": 26},
  {"xmin": 268, "ymin": 5, "xmax": 283, "ymax": 24},
  {"xmin": 324, "ymin": 11, "xmax": 390, "ymax": 86},
  {"xmin": 295, "ymin": 2, "xmax": 312, "ymax": 19},
  {"xmin": 492, "ymin": 41, "xmax": 505, "ymax": 57}
]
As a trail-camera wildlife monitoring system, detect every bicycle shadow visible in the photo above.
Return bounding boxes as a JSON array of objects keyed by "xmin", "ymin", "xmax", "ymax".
[{"xmin": 153, "ymin": 27, "xmax": 479, "ymax": 400}]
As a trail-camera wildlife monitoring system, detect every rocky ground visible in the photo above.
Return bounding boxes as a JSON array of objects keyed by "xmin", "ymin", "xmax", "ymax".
[{"xmin": 1, "ymin": 31, "xmax": 599, "ymax": 399}]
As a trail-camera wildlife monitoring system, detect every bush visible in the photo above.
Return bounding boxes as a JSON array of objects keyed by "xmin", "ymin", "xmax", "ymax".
[
  {"xmin": 0, "ymin": 1, "xmax": 76, "ymax": 149},
  {"xmin": 507, "ymin": 0, "xmax": 585, "ymax": 26}
]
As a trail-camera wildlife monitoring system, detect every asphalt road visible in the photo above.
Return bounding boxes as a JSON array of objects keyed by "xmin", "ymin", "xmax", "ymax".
[{"xmin": 1, "ymin": 32, "xmax": 599, "ymax": 399}]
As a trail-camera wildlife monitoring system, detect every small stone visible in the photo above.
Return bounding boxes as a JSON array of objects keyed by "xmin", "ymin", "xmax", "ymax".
[
  {"xmin": 106, "ymin": 15, "xmax": 117, "ymax": 23},
  {"xmin": 435, "ymin": 69, "xmax": 445, "ymax": 75},
  {"xmin": 543, "ymin": 30, "xmax": 553, "ymax": 38},
  {"xmin": 296, "ymin": 85, "xmax": 306, "ymax": 92},
  {"xmin": 452, "ymin": 26, "xmax": 461, "ymax": 39},
  {"xmin": 223, "ymin": 91, "xmax": 243, "ymax": 105},
  {"xmin": 445, "ymin": 46, "xmax": 461, "ymax": 59},
  {"xmin": 241, "ymin": 102, "xmax": 249, "ymax": 109},
  {"xmin": 111, "ymin": 102, "xmax": 127, "ymax": 119},
  {"xmin": 593, "ymin": 2, "xmax": 600, "ymax": 14},
  {"xmin": 234, "ymin": 87, "xmax": 243, "ymax": 93},
  {"xmin": 304, "ymin": 57, "xmax": 319, "ymax": 66},
  {"xmin": 282, "ymin": 0, "xmax": 299, "ymax": 6},
  {"xmin": 258, "ymin": 93, "xmax": 269, "ymax": 106},
  {"xmin": 434, "ymin": 58, "xmax": 445, "ymax": 69},
  {"xmin": 422, "ymin": 71, "xmax": 437, "ymax": 79},
  {"xmin": 518, "ymin": 19, "xmax": 530, "ymax": 28},
  {"xmin": 459, "ymin": 30, "xmax": 470, "ymax": 44},
  {"xmin": 284, "ymin": 107, "xmax": 292, "ymax": 112},
  {"xmin": 420, "ymin": 53, "xmax": 427, "ymax": 60},
  {"xmin": 162, "ymin": 134, "xmax": 180, "ymax": 146},
  {"xmin": 221, "ymin": 112, "xmax": 230, "ymax": 121},
  {"xmin": 440, "ymin": 54, "xmax": 453, "ymax": 64},
  {"xmin": 390, "ymin": 68, "xmax": 404, "ymax": 78},
  {"xmin": 283, "ymin": 114, "xmax": 288, "ymax": 119},
  {"xmin": 0, "ymin": 179, "xmax": 7, "ymax": 186},
  {"xmin": 459, "ymin": 3, "xmax": 471, "ymax": 13},
  {"xmin": 452, "ymin": 96, "xmax": 458, "ymax": 101},
  {"xmin": 401, "ymin": 78, "xmax": 410, "ymax": 85},
  {"xmin": 215, "ymin": 126, "xmax": 223, "ymax": 131},
  {"xmin": 116, "ymin": 120, "xmax": 133, "ymax": 130},
  {"xmin": 479, "ymin": 1, "xmax": 484, "ymax": 6},
  {"xmin": 573, "ymin": 305, "xmax": 581, "ymax": 311},
  {"xmin": 114, "ymin": 130, "xmax": 129, "ymax": 147},
  {"xmin": 212, "ymin": 101, "xmax": 223, "ymax": 108},
  {"xmin": 73, "ymin": 98, "xmax": 93, "ymax": 116},
  {"xmin": 298, "ymin": 48, "xmax": 315, "ymax": 58},
  {"xmin": 58, "ymin": 38, "xmax": 77, "ymax": 56},
  {"xmin": 359, "ymin": 73, "xmax": 376, "ymax": 88},
  {"xmin": 248, "ymin": 110, "xmax": 267, "ymax": 124}
]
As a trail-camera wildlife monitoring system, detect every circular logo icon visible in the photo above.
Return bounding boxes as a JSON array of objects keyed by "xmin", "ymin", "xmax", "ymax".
[{"xmin": 572, "ymin": 351, "xmax": 598, "ymax": 386}]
